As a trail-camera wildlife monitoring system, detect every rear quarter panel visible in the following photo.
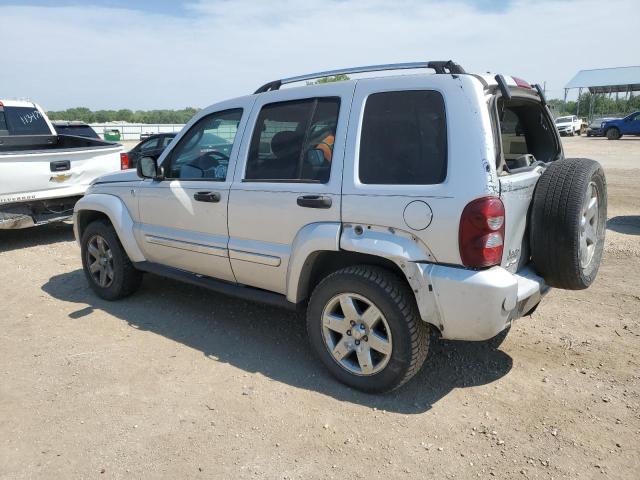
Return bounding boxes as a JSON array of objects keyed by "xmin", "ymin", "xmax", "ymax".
[{"xmin": 341, "ymin": 74, "xmax": 496, "ymax": 265}]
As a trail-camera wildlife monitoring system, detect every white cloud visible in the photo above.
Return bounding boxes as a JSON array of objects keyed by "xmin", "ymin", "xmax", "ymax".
[{"xmin": 1, "ymin": 0, "xmax": 636, "ymax": 110}]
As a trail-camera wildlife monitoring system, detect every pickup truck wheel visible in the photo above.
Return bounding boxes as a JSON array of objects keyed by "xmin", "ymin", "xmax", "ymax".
[
  {"xmin": 606, "ymin": 128, "xmax": 620, "ymax": 140},
  {"xmin": 81, "ymin": 220, "xmax": 142, "ymax": 300},
  {"xmin": 306, "ymin": 265, "xmax": 429, "ymax": 393},
  {"xmin": 530, "ymin": 158, "xmax": 607, "ymax": 290}
]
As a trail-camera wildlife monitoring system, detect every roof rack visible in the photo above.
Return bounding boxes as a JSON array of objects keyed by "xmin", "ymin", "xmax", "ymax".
[{"xmin": 254, "ymin": 60, "xmax": 466, "ymax": 94}]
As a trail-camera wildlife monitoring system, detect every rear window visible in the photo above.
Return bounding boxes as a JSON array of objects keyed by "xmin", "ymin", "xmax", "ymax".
[
  {"xmin": 359, "ymin": 90, "xmax": 447, "ymax": 185},
  {"xmin": 4, "ymin": 106, "xmax": 51, "ymax": 135},
  {"xmin": 54, "ymin": 125, "xmax": 99, "ymax": 139}
]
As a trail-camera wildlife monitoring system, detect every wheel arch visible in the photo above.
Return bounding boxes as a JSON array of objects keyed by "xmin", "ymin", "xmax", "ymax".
[
  {"xmin": 295, "ymin": 250, "xmax": 408, "ymax": 304},
  {"xmin": 287, "ymin": 223, "xmax": 440, "ymax": 331},
  {"xmin": 74, "ymin": 194, "xmax": 145, "ymax": 263}
]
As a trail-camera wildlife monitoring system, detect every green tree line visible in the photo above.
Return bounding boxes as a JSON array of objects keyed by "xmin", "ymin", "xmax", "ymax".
[
  {"xmin": 47, "ymin": 76, "xmax": 350, "ymax": 124},
  {"xmin": 548, "ymin": 93, "xmax": 640, "ymax": 118},
  {"xmin": 46, "ymin": 107, "xmax": 200, "ymax": 124}
]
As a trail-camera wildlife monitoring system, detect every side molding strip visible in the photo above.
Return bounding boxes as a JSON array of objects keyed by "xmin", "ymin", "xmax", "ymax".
[
  {"xmin": 145, "ymin": 234, "xmax": 228, "ymax": 258},
  {"xmin": 229, "ymin": 249, "xmax": 281, "ymax": 266}
]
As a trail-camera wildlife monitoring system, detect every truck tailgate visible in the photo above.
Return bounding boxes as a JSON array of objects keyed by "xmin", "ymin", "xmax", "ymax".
[{"xmin": 0, "ymin": 145, "xmax": 122, "ymax": 204}]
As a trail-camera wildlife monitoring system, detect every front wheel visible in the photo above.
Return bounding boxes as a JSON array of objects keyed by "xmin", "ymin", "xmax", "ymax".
[
  {"xmin": 606, "ymin": 128, "xmax": 621, "ymax": 140},
  {"xmin": 81, "ymin": 220, "xmax": 142, "ymax": 300},
  {"xmin": 306, "ymin": 265, "xmax": 429, "ymax": 393}
]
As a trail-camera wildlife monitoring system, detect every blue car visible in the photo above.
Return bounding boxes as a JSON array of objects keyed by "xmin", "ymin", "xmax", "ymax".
[{"xmin": 602, "ymin": 111, "xmax": 640, "ymax": 140}]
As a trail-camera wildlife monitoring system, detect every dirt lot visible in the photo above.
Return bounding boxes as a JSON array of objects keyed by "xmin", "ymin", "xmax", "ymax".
[{"xmin": 1, "ymin": 137, "xmax": 639, "ymax": 479}]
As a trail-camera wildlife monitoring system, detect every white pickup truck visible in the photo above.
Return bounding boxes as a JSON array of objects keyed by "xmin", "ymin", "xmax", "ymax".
[
  {"xmin": 0, "ymin": 100, "xmax": 124, "ymax": 229},
  {"xmin": 555, "ymin": 115, "xmax": 584, "ymax": 136}
]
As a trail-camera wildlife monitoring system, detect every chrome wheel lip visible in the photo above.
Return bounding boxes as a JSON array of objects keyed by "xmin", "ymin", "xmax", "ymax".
[
  {"xmin": 86, "ymin": 234, "xmax": 115, "ymax": 288},
  {"xmin": 321, "ymin": 292, "xmax": 392, "ymax": 377},
  {"xmin": 579, "ymin": 181, "xmax": 600, "ymax": 269}
]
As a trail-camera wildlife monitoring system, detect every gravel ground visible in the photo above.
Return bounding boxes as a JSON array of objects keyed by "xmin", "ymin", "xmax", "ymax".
[{"xmin": 1, "ymin": 136, "xmax": 639, "ymax": 479}]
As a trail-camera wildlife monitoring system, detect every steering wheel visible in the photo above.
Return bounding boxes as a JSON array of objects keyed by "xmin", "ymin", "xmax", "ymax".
[{"xmin": 200, "ymin": 150, "xmax": 229, "ymax": 162}]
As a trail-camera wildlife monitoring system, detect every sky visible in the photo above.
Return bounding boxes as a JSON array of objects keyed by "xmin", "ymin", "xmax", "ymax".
[{"xmin": 0, "ymin": 0, "xmax": 636, "ymax": 111}]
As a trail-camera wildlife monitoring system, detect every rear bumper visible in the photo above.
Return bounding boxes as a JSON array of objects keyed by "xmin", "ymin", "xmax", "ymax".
[
  {"xmin": 418, "ymin": 264, "xmax": 548, "ymax": 341},
  {"xmin": 0, "ymin": 197, "xmax": 78, "ymax": 229}
]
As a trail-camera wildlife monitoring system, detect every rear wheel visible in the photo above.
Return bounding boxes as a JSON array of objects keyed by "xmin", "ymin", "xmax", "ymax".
[
  {"xmin": 606, "ymin": 128, "xmax": 620, "ymax": 140},
  {"xmin": 307, "ymin": 265, "xmax": 429, "ymax": 393},
  {"xmin": 81, "ymin": 220, "xmax": 142, "ymax": 300},
  {"xmin": 530, "ymin": 158, "xmax": 607, "ymax": 290}
]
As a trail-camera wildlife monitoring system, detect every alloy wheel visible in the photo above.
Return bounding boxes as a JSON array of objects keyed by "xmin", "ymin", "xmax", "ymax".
[
  {"xmin": 321, "ymin": 293, "xmax": 392, "ymax": 376},
  {"xmin": 86, "ymin": 234, "xmax": 115, "ymax": 288}
]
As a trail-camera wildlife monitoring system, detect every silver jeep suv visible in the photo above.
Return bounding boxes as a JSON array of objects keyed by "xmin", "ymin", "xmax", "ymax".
[{"xmin": 74, "ymin": 61, "xmax": 607, "ymax": 392}]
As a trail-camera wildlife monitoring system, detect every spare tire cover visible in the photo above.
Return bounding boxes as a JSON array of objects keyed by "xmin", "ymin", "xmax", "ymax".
[{"xmin": 530, "ymin": 158, "xmax": 607, "ymax": 290}]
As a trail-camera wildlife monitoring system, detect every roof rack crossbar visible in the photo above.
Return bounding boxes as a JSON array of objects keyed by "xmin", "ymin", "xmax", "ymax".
[{"xmin": 254, "ymin": 60, "xmax": 465, "ymax": 94}]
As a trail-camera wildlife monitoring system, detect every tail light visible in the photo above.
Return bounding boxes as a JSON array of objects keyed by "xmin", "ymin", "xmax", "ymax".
[
  {"xmin": 459, "ymin": 196, "xmax": 505, "ymax": 268},
  {"xmin": 120, "ymin": 152, "xmax": 130, "ymax": 170},
  {"xmin": 511, "ymin": 76, "xmax": 533, "ymax": 89}
]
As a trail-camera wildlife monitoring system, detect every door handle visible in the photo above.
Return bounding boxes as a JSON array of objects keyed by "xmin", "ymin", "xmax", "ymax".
[
  {"xmin": 296, "ymin": 195, "xmax": 332, "ymax": 209},
  {"xmin": 50, "ymin": 160, "xmax": 70, "ymax": 172},
  {"xmin": 193, "ymin": 191, "xmax": 221, "ymax": 203}
]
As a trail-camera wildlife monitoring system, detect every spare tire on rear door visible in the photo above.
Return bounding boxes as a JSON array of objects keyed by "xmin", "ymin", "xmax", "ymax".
[{"xmin": 530, "ymin": 158, "xmax": 607, "ymax": 290}]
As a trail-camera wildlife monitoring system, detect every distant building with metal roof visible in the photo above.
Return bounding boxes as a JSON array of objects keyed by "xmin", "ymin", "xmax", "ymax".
[
  {"xmin": 565, "ymin": 66, "xmax": 640, "ymax": 94},
  {"xmin": 563, "ymin": 66, "xmax": 640, "ymax": 118}
]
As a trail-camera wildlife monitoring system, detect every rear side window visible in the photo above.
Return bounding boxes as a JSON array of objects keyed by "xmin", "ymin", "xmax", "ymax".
[
  {"xmin": 4, "ymin": 107, "xmax": 51, "ymax": 135},
  {"xmin": 245, "ymin": 97, "xmax": 340, "ymax": 183},
  {"xmin": 54, "ymin": 125, "xmax": 99, "ymax": 139},
  {"xmin": 359, "ymin": 91, "xmax": 447, "ymax": 185},
  {"xmin": 140, "ymin": 138, "xmax": 160, "ymax": 152},
  {"xmin": 0, "ymin": 110, "xmax": 7, "ymax": 133}
]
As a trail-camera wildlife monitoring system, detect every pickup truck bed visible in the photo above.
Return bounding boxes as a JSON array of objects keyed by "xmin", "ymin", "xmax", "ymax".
[{"xmin": 0, "ymin": 100, "xmax": 123, "ymax": 229}]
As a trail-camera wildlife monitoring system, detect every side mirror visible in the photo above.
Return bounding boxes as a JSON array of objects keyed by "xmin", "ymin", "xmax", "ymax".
[{"xmin": 137, "ymin": 156, "xmax": 161, "ymax": 179}]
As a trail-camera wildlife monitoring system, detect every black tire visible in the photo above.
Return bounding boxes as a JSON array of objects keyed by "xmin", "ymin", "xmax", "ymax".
[
  {"xmin": 530, "ymin": 158, "xmax": 607, "ymax": 290},
  {"xmin": 81, "ymin": 220, "xmax": 142, "ymax": 300},
  {"xmin": 606, "ymin": 128, "xmax": 620, "ymax": 140},
  {"xmin": 306, "ymin": 265, "xmax": 429, "ymax": 393}
]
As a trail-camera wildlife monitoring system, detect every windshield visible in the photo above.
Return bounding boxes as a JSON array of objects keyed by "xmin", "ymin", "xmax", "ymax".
[
  {"xmin": 555, "ymin": 117, "xmax": 572, "ymax": 124},
  {"xmin": 4, "ymin": 106, "xmax": 51, "ymax": 135}
]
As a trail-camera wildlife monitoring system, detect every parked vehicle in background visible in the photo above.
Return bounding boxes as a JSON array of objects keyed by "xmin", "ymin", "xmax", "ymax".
[
  {"xmin": 52, "ymin": 120, "xmax": 100, "ymax": 139},
  {"xmin": 124, "ymin": 133, "xmax": 177, "ymax": 169},
  {"xmin": 555, "ymin": 115, "xmax": 584, "ymax": 136},
  {"xmin": 586, "ymin": 117, "xmax": 617, "ymax": 137},
  {"xmin": 74, "ymin": 61, "xmax": 607, "ymax": 393},
  {"xmin": 0, "ymin": 99, "xmax": 124, "ymax": 229},
  {"xmin": 601, "ymin": 111, "xmax": 640, "ymax": 140}
]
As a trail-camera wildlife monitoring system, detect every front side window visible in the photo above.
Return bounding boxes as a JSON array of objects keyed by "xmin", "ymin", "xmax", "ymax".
[
  {"xmin": 245, "ymin": 97, "xmax": 340, "ymax": 183},
  {"xmin": 4, "ymin": 106, "xmax": 51, "ymax": 135},
  {"xmin": 166, "ymin": 109, "xmax": 243, "ymax": 180},
  {"xmin": 359, "ymin": 90, "xmax": 447, "ymax": 185}
]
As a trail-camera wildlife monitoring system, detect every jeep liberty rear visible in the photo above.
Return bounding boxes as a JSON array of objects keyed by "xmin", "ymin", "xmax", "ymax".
[{"xmin": 73, "ymin": 61, "xmax": 607, "ymax": 392}]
